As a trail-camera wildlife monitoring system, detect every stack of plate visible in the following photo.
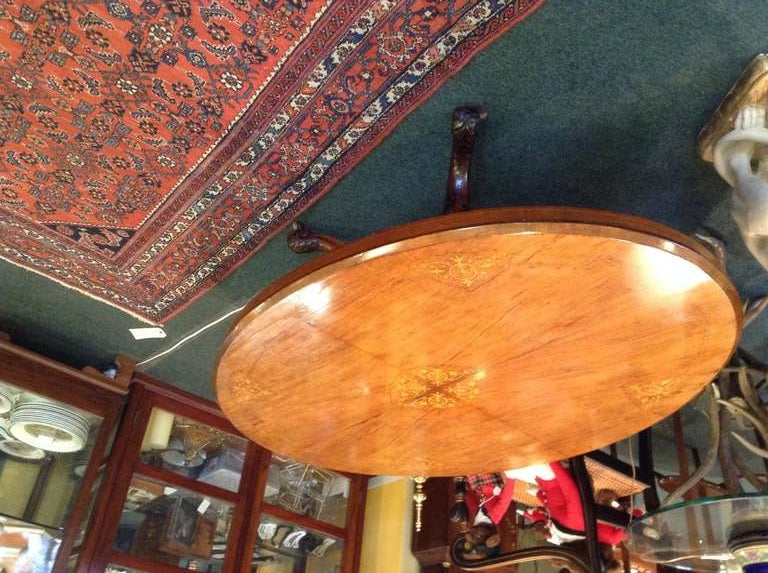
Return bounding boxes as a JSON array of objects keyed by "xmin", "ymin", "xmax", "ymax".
[
  {"xmin": 9, "ymin": 397, "xmax": 90, "ymax": 453},
  {"xmin": 0, "ymin": 439, "xmax": 46, "ymax": 460},
  {"xmin": 0, "ymin": 383, "xmax": 16, "ymax": 414}
]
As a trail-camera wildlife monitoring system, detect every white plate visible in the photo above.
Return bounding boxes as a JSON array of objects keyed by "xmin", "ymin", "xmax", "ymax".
[
  {"xmin": 10, "ymin": 416, "xmax": 89, "ymax": 439},
  {"xmin": 0, "ymin": 384, "xmax": 16, "ymax": 414},
  {"xmin": 13, "ymin": 403, "xmax": 90, "ymax": 424},
  {"xmin": 0, "ymin": 439, "xmax": 46, "ymax": 460},
  {"xmin": 11, "ymin": 410, "xmax": 89, "ymax": 426},
  {"xmin": 10, "ymin": 420, "xmax": 86, "ymax": 453},
  {"xmin": 15, "ymin": 395, "xmax": 91, "ymax": 419},
  {"xmin": 11, "ymin": 408, "xmax": 90, "ymax": 430}
]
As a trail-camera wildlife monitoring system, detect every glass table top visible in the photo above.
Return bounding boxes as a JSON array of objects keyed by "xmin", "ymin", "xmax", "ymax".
[{"xmin": 626, "ymin": 494, "xmax": 768, "ymax": 572}]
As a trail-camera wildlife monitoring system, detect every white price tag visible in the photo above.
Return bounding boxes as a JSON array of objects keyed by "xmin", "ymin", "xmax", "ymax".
[
  {"xmin": 129, "ymin": 327, "xmax": 167, "ymax": 340},
  {"xmin": 197, "ymin": 498, "xmax": 211, "ymax": 514},
  {"xmin": 163, "ymin": 487, "xmax": 177, "ymax": 495}
]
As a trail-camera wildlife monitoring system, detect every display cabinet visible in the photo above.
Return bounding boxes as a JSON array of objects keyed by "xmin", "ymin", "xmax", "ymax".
[
  {"xmin": 86, "ymin": 373, "xmax": 368, "ymax": 573},
  {"xmin": 0, "ymin": 335, "xmax": 128, "ymax": 573},
  {"xmin": 249, "ymin": 453, "xmax": 365, "ymax": 573}
]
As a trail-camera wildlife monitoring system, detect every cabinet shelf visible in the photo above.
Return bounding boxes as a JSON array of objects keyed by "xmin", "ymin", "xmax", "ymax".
[
  {"xmin": 261, "ymin": 503, "xmax": 346, "ymax": 540},
  {"xmin": 108, "ymin": 550, "xmax": 199, "ymax": 573},
  {"xmin": 0, "ymin": 511, "xmax": 65, "ymax": 534},
  {"xmin": 134, "ymin": 462, "xmax": 239, "ymax": 504},
  {"xmin": 253, "ymin": 542, "xmax": 305, "ymax": 561}
]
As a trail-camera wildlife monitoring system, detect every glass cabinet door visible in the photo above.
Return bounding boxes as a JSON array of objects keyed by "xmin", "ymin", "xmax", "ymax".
[
  {"xmin": 137, "ymin": 407, "xmax": 248, "ymax": 493},
  {"xmin": 91, "ymin": 379, "xmax": 368, "ymax": 573},
  {"xmin": 0, "ymin": 381, "xmax": 104, "ymax": 573},
  {"xmin": 251, "ymin": 515, "xmax": 344, "ymax": 573},
  {"xmin": 105, "ymin": 404, "xmax": 251, "ymax": 572},
  {"xmin": 264, "ymin": 455, "xmax": 351, "ymax": 528},
  {"xmin": 113, "ymin": 475, "xmax": 235, "ymax": 572},
  {"xmin": 254, "ymin": 455, "xmax": 354, "ymax": 572}
]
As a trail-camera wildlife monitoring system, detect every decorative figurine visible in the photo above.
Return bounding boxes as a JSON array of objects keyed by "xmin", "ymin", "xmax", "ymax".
[{"xmin": 714, "ymin": 104, "xmax": 768, "ymax": 271}]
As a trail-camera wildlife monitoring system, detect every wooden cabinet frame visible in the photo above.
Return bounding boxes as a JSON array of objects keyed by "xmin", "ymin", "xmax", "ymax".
[
  {"xmin": 84, "ymin": 372, "xmax": 368, "ymax": 573},
  {"xmin": 0, "ymin": 338, "xmax": 127, "ymax": 573}
]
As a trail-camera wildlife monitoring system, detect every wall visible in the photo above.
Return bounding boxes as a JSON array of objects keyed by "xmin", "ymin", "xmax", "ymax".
[{"xmin": 359, "ymin": 477, "xmax": 420, "ymax": 573}]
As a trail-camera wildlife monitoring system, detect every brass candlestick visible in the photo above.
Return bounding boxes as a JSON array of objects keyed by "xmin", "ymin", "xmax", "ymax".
[{"xmin": 413, "ymin": 476, "xmax": 427, "ymax": 532}]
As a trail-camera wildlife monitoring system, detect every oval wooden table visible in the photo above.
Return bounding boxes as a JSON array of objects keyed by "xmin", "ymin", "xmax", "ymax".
[{"xmin": 215, "ymin": 207, "xmax": 742, "ymax": 477}]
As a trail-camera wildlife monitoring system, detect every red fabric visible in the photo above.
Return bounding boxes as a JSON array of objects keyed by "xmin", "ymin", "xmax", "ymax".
[
  {"xmin": 536, "ymin": 462, "xmax": 583, "ymax": 529},
  {"xmin": 535, "ymin": 462, "xmax": 627, "ymax": 546},
  {"xmin": 597, "ymin": 522, "xmax": 627, "ymax": 546},
  {"xmin": 523, "ymin": 507, "xmax": 548, "ymax": 523},
  {"xmin": 465, "ymin": 474, "xmax": 516, "ymax": 525},
  {"xmin": 467, "ymin": 473, "xmax": 505, "ymax": 491}
]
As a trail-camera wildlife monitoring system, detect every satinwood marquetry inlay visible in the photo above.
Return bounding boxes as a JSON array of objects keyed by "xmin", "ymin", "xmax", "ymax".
[
  {"xmin": 420, "ymin": 253, "xmax": 504, "ymax": 288},
  {"xmin": 230, "ymin": 370, "xmax": 273, "ymax": 401},
  {"xmin": 393, "ymin": 367, "xmax": 480, "ymax": 408},
  {"xmin": 627, "ymin": 379, "xmax": 676, "ymax": 409}
]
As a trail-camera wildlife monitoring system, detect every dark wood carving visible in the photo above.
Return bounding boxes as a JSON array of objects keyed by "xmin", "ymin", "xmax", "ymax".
[
  {"xmin": 287, "ymin": 221, "xmax": 345, "ymax": 253},
  {"xmin": 444, "ymin": 106, "xmax": 487, "ymax": 213}
]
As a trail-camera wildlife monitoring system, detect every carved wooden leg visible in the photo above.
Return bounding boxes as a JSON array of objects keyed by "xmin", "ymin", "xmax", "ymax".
[
  {"xmin": 448, "ymin": 477, "xmax": 469, "ymax": 525},
  {"xmin": 287, "ymin": 221, "xmax": 344, "ymax": 253},
  {"xmin": 444, "ymin": 106, "xmax": 487, "ymax": 214}
]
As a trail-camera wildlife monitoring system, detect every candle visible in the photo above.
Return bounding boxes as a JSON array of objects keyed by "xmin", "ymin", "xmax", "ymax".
[{"xmin": 140, "ymin": 409, "xmax": 175, "ymax": 451}]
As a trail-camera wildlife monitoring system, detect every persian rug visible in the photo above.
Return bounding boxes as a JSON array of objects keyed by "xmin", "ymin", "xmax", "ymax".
[{"xmin": 0, "ymin": 0, "xmax": 545, "ymax": 322}]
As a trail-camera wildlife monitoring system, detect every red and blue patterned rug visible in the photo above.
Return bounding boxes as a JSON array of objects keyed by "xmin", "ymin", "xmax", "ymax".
[{"xmin": 0, "ymin": 0, "xmax": 544, "ymax": 322}]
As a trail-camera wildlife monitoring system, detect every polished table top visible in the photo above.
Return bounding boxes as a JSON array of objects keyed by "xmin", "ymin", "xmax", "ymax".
[
  {"xmin": 216, "ymin": 208, "xmax": 741, "ymax": 476},
  {"xmin": 626, "ymin": 494, "xmax": 768, "ymax": 572}
]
